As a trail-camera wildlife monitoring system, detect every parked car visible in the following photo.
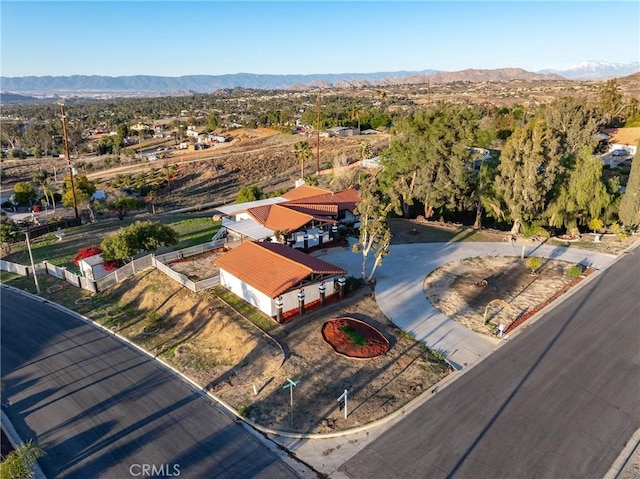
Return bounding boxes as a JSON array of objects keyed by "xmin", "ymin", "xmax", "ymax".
[{"xmin": 612, "ymin": 149, "xmax": 629, "ymax": 157}]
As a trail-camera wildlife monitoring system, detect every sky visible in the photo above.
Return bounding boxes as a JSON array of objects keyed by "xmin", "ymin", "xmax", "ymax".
[{"xmin": 1, "ymin": 1, "xmax": 638, "ymax": 78}]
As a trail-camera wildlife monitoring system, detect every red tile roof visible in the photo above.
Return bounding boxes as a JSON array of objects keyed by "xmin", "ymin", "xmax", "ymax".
[
  {"xmin": 247, "ymin": 204, "xmax": 315, "ymax": 232},
  {"xmin": 215, "ymin": 242, "xmax": 346, "ymax": 298},
  {"xmin": 281, "ymin": 185, "xmax": 332, "ymax": 201},
  {"xmin": 289, "ymin": 188, "xmax": 362, "ymax": 212}
]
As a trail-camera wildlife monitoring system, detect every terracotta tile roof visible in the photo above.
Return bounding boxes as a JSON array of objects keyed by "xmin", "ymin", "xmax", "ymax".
[
  {"xmin": 601, "ymin": 127, "xmax": 640, "ymax": 146},
  {"xmin": 285, "ymin": 203, "xmax": 339, "ymax": 217},
  {"xmin": 247, "ymin": 204, "xmax": 314, "ymax": 232},
  {"xmin": 281, "ymin": 185, "xmax": 332, "ymax": 201},
  {"xmin": 215, "ymin": 241, "xmax": 346, "ymax": 298},
  {"xmin": 289, "ymin": 188, "xmax": 362, "ymax": 212}
]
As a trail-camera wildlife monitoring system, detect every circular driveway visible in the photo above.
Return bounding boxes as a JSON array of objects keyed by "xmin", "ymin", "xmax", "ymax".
[{"xmin": 321, "ymin": 241, "xmax": 617, "ymax": 369}]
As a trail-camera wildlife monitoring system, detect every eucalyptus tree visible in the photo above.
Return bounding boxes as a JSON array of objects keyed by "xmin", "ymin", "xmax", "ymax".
[
  {"xmin": 619, "ymin": 145, "xmax": 640, "ymax": 228},
  {"xmin": 494, "ymin": 119, "xmax": 563, "ymax": 234},
  {"xmin": 352, "ymin": 172, "xmax": 395, "ymax": 282},
  {"xmin": 380, "ymin": 103, "xmax": 479, "ymax": 219},
  {"xmin": 545, "ymin": 147, "xmax": 612, "ymax": 233}
]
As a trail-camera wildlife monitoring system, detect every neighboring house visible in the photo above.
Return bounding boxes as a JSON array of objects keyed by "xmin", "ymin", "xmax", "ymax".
[
  {"xmin": 186, "ymin": 129, "xmax": 199, "ymax": 139},
  {"xmin": 216, "ymin": 185, "xmax": 361, "ymax": 248},
  {"xmin": 600, "ymin": 127, "xmax": 640, "ymax": 157},
  {"xmin": 326, "ymin": 126, "xmax": 360, "ymax": 137},
  {"xmin": 215, "ymin": 241, "xmax": 346, "ymax": 320}
]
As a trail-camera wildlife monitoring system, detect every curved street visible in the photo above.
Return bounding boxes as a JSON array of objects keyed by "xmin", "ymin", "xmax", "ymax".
[{"xmin": 0, "ymin": 289, "xmax": 311, "ymax": 479}]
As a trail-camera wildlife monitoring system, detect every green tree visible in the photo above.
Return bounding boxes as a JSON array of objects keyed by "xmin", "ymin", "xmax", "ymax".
[
  {"xmin": 495, "ymin": 120, "xmax": 563, "ymax": 234},
  {"xmin": 545, "ymin": 147, "xmax": 612, "ymax": 232},
  {"xmin": 32, "ymin": 169, "xmax": 54, "ymax": 209},
  {"xmin": 294, "ymin": 140, "xmax": 313, "ymax": 178},
  {"xmin": 352, "ymin": 173, "xmax": 394, "ymax": 282},
  {"xmin": 0, "ymin": 440, "xmax": 45, "ymax": 479},
  {"xmin": 101, "ymin": 221, "xmax": 178, "ymax": 261},
  {"xmin": 0, "ymin": 215, "xmax": 19, "ymax": 255},
  {"xmin": 108, "ymin": 196, "xmax": 146, "ymax": 220},
  {"xmin": 13, "ymin": 182, "xmax": 36, "ymax": 206},
  {"xmin": 380, "ymin": 104, "xmax": 478, "ymax": 219},
  {"xmin": 619, "ymin": 144, "xmax": 640, "ymax": 227},
  {"xmin": 63, "ymin": 174, "xmax": 96, "ymax": 208},
  {"xmin": 236, "ymin": 185, "xmax": 264, "ymax": 203}
]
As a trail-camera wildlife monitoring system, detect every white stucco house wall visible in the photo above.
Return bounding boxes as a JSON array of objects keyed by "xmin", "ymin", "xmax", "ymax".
[{"xmin": 215, "ymin": 241, "xmax": 346, "ymax": 321}]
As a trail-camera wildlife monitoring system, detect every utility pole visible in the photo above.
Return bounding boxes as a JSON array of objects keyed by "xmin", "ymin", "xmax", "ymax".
[
  {"xmin": 60, "ymin": 103, "xmax": 79, "ymax": 219},
  {"xmin": 316, "ymin": 91, "xmax": 321, "ymax": 175}
]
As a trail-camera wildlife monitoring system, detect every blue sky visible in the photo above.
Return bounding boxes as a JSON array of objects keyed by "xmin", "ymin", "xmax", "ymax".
[{"xmin": 1, "ymin": 1, "xmax": 638, "ymax": 77}]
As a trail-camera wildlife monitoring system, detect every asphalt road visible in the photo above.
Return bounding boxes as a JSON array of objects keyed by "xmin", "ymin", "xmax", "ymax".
[
  {"xmin": 339, "ymin": 247, "xmax": 640, "ymax": 478},
  {"xmin": 0, "ymin": 289, "xmax": 308, "ymax": 479}
]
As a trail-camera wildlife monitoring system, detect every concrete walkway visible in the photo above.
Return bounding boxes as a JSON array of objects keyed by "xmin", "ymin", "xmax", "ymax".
[{"xmin": 318, "ymin": 242, "xmax": 617, "ymax": 369}]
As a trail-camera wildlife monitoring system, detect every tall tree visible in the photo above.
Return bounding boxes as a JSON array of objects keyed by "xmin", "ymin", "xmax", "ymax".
[
  {"xmin": 294, "ymin": 141, "xmax": 313, "ymax": 179},
  {"xmin": 494, "ymin": 119, "xmax": 563, "ymax": 234},
  {"xmin": 545, "ymin": 147, "xmax": 612, "ymax": 233},
  {"xmin": 352, "ymin": 173, "xmax": 394, "ymax": 282},
  {"xmin": 380, "ymin": 104, "xmax": 478, "ymax": 219},
  {"xmin": 619, "ymin": 144, "xmax": 640, "ymax": 228}
]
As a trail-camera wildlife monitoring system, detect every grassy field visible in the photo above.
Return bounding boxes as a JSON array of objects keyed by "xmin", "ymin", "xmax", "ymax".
[{"xmin": 2, "ymin": 212, "xmax": 221, "ymax": 271}]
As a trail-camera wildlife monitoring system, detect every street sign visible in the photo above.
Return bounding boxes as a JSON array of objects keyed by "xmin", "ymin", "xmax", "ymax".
[{"xmin": 283, "ymin": 379, "xmax": 300, "ymax": 390}]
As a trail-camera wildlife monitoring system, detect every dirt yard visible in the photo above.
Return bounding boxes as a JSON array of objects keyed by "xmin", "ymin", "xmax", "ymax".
[
  {"xmin": 81, "ymin": 269, "xmax": 450, "ymax": 434},
  {"xmin": 424, "ymin": 256, "xmax": 581, "ymax": 337}
]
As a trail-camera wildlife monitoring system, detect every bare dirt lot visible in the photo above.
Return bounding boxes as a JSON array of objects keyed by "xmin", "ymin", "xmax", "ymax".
[{"xmin": 82, "ymin": 269, "xmax": 451, "ymax": 434}]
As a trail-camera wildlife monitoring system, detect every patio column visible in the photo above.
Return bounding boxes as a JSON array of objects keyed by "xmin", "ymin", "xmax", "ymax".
[
  {"xmin": 298, "ymin": 289, "xmax": 305, "ymax": 315},
  {"xmin": 303, "ymin": 232, "xmax": 309, "ymax": 251},
  {"xmin": 331, "ymin": 224, "xmax": 338, "ymax": 240},
  {"xmin": 338, "ymin": 275, "xmax": 346, "ymax": 299},
  {"xmin": 275, "ymin": 296, "xmax": 284, "ymax": 323},
  {"xmin": 318, "ymin": 229, "xmax": 324, "ymax": 247},
  {"xmin": 319, "ymin": 281, "xmax": 326, "ymax": 306}
]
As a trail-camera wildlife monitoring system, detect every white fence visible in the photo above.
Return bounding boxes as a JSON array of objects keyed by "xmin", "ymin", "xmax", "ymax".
[
  {"xmin": 1, "ymin": 242, "xmax": 222, "ymax": 294},
  {"xmin": 0, "ymin": 260, "xmax": 29, "ymax": 276},
  {"xmin": 155, "ymin": 240, "xmax": 225, "ymax": 264}
]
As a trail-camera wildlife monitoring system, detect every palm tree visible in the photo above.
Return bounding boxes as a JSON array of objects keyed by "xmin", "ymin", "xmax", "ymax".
[
  {"xmin": 0, "ymin": 440, "xmax": 45, "ymax": 479},
  {"xmin": 32, "ymin": 169, "xmax": 55, "ymax": 211},
  {"xmin": 294, "ymin": 141, "xmax": 313, "ymax": 179}
]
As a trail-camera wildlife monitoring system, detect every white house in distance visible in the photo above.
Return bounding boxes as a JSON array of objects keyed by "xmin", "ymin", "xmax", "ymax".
[
  {"xmin": 215, "ymin": 185, "xmax": 361, "ymax": 249},
  {"xmin": 600, "ymin": 127, "xmax": 640, "ymax": 157},
  {"xmin": 215, "ymin": 241, "xmax": 346, "ymax": 321}
]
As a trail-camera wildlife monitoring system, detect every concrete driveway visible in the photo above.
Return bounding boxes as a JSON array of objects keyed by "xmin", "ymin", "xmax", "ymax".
[{"xmin": 320, "ymin": 241, "xmax": 617, "ymax": 369}]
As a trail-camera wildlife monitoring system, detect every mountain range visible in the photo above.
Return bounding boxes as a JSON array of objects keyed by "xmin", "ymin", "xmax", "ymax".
[{"xmin": 1, "ymin": 61, "xmax": 637, "ymax": 99}]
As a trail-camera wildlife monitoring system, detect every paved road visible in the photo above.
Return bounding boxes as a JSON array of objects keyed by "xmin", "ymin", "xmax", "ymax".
[
  {"xmin": 337, "ymin": 246, "xmax": 640, "ymax": 478},
  {"xmin": 0, "ymin": 289, "xmax": 310, "ymax": 479}
]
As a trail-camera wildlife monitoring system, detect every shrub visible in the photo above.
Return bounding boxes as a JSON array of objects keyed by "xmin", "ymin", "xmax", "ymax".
[
  {"xmin": 525, "ymin": 256, "xmax": 542, "ymax": 272},
  {"xmin": 340, "ymin": 325, "xmax": 368, "ymax": 346},
  {"xmin": 567, "ymin": 264, "xmax": 585, "ymax": 278}
]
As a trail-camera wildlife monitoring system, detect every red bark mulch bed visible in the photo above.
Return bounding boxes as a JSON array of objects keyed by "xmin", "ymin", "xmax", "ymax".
[{"xmin": 322, "ymin": 317, "xmax": 390, "ymax": 359}]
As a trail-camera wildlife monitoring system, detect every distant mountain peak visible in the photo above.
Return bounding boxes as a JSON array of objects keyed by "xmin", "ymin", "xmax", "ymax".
[{"xmin": 539, "ymin": 61, "xmax": 640, "ymax": 80}]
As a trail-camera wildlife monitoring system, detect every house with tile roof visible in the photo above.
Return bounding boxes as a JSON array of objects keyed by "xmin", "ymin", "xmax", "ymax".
[
  {"xmin": 216, "ymin": 185, "xmax": 361, "ymax": 249},
  {"xmin": 600, "ymin": 127, "xmax": 640, "ymax": 156},
  {"xmin": 215, "ymin": 241, "xmax": 346, "ymax": 320}
]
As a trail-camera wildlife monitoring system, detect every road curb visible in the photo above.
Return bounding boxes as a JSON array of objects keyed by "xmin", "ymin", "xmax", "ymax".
[
  {"xmin": 603, "ymin": 427, "xmax": 640, "ymax": 479},
  {"xmin": 0, "ymin": 409, "xmax": 47, "ymax": 479}
]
